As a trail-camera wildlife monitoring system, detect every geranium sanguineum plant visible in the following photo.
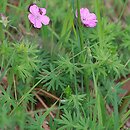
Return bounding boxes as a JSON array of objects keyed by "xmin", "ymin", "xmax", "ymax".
[
  {"xmin": 28, "ymin": 4, "xmax": 50, "ymax": 28},
  {"xmin": 74, "ymin": 4, "xmax": 98, "ymax": 103}
]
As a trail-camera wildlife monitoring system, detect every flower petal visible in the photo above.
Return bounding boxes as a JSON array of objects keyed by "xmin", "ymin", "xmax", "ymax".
[
  {"xmin": 34, "ymin": 19, "xmax": 42, "ymax": 28},
  {"xmin": 29, "ymin": 4, "xmax": 39, "ymax": 15},
  {"xmin": 89, "ymin": 13, "xmax": 97, "ymax": 20},
  {"xmin": 28, "ymin": 13, "xmax": 35, "ymax": 24},
  {"xmin": 85, "ymin": 21, "xmax": 97, "ymax": 27},
  {"xmin": 80, "ymin": 8, "xmax": 89, "ymax": 15},
  {"xmin": 80, "ymin": 8, "xmax": 89, "ymax": 19},
  {"xmin": 40, "ymin": 15, "xmax": 50, "ymax": 25},
  {"xmin": 76, "ymin": 8, "xmax": 89, "ymax": 18}
]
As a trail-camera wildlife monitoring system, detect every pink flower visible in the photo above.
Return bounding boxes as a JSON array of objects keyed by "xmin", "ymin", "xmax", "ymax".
[
  {"xmin": 28, "ymin": 4, "xmax": 50, "ymax": 28},
  {"xmin": 76, "ymin": 8, "xmax": 98, "ymax": 28}
]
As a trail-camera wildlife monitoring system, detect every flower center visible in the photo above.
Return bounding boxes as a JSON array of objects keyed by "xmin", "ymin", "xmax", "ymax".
[
  {"xmin": 39, "ymin": 9, "xmax": 43, "ymax": 15},
  {"xmin": 35, "ymin": 15, "xmax": 40, "ymax": 20}
]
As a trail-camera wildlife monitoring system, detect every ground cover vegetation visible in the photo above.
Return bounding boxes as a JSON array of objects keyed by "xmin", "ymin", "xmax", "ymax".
[{"xmin": 0, "ymin": 0, "xmax": 130, "ymax": 130}]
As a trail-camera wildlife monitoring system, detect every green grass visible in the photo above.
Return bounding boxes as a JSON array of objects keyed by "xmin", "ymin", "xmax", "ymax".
[{"xmin": 0, "ymin": 0, "xmax": 130, "ymax": 129}]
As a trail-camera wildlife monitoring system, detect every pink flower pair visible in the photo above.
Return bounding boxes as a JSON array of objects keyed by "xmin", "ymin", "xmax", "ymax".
[
  {"xmin": 76, "ymin": 8, "xmax": 98, "ymax": 28},
  {"xmin": 28, "ymin": 4, "xmax": 50, "ymax": 28},
  {"xmin": 28, "ymin": 5, "xmax": 97, "ymax": 29}
]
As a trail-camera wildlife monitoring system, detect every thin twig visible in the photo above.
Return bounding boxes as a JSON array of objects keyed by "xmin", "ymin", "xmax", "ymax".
[
  {"xmin": 35, "ymin": 88, "xmax": 60, "ymax": 101},
  {"xmin": 13, "ymin": 75, "xmax": 17, "ymax": 100},
  {"xmin": 34, "ymin": 92, "xmax": 54, "ymax": 119}
]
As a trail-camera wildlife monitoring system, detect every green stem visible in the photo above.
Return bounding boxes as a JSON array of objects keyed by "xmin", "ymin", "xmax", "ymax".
[
  {"xmin": 50, "ymin": 24, "xmax": 54, "ymax": 56},
  {"xmin": 117, "ymin": 0, "xmax": 128, "ymax": 23},
  {"xmin": 113, "ymin": 90, "xmax": 119, "ymax": 130},
  {"xmin": 92, "ymin": 67, "xmax": 103, "ymax": 126},
  {"xmin": 0, "ymin": 23, "xmax": 5, "ymax": 41},
  {"xmin": 47, "ymin": 26, "xmax": 60, "ymax": 40},
  {"xmin": 89, "ymin": 45, "xmax": 103, "ymax": 126},
  {"xmin": 0, "ymin": 0, "xmax": 7, "ymax": 41},
  {"xmin": 77, "ymin": 0, "xmax": 84, "ymax": 52},
  {"xmin": 95, "ymin": 0, "xmax": 104, "ymax": 47},
  {"xmin": 72, "ymin": 44, "xmax": 78, "ymax": 94}
]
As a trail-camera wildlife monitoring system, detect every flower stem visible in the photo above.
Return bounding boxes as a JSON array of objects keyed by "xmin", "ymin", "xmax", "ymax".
[
  {"xmin": 77, "ymin": 0, "xmax": 89, "ymax": 95},
  {"xmin": 95, "ymin": 0, "xmax": 104, "ymax": 47}
]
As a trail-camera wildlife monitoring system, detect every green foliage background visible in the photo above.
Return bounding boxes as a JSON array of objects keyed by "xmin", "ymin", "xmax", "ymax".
[{"xmin": 0, "ymin": 0, "xmax": 130, "ymax": 129}]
